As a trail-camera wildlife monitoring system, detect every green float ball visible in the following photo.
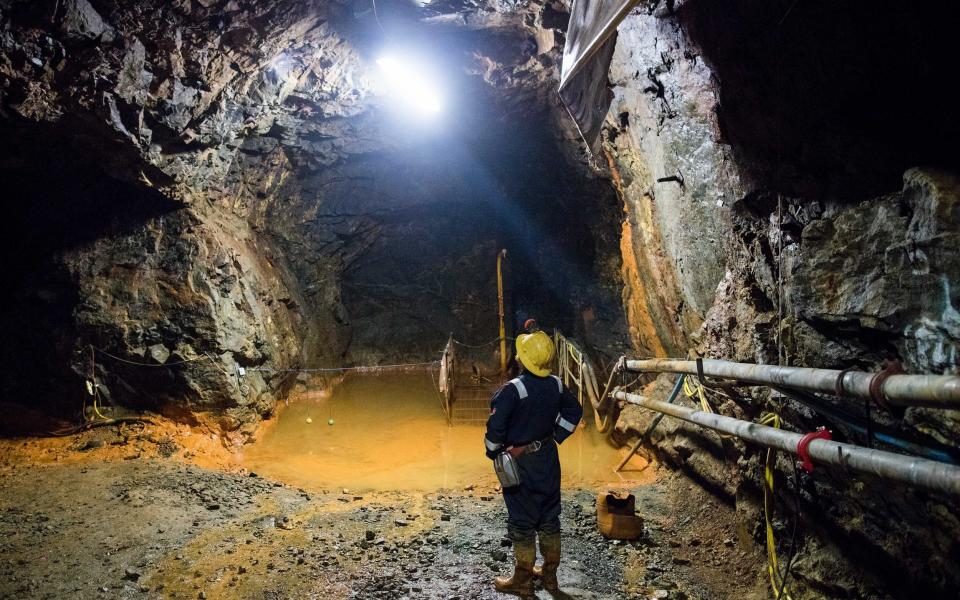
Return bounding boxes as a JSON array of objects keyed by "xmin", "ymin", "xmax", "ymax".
[{"xmin": 327, "ymin": 418, "xmax": 335, "ymax": 426}]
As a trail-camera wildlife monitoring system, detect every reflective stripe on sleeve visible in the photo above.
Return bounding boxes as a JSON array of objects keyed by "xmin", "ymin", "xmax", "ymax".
[
  {"xmin": 485, "ymin": 436, "xmax": 503, "ymax": 452},
  {"xmin": 510, "ymin": 377, "xmax": 528, "ymax": 399},
  {"xmin": 555, "ymin": 414, "xmax": 576, "ymax": 432}
]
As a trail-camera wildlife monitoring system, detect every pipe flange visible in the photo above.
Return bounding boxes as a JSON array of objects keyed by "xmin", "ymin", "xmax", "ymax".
[
  {"xmin": 834, "ymin": 367, "xmax": 855, "ymax": 398},
  {"xmin": 868, "ymin": 360, "xmax": 904, "ymax": 414}
]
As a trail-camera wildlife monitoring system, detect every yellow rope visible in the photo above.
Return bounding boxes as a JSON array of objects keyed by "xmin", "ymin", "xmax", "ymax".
[
  {"xmin": 87, "ymin": 346, "xmax": 110, "ymax": 422},
  {"xmin": 682, "ymin": 378, "xmax": 735, "ymax": 442},
  {"xmin": 679, "ymin": 366, "xmax": 798, "ymax": 599},
  {"xmin": 683, "ymin": 377, "xmax": 714, "ymax": 413},
  {"xmin": 759, "ymin": 413, "xmax": 794, "ymax": 600},
  {"xmin": 91, "ymin": 390, "xmax": 109, "ymax": 420},
  {"xmin": 682, "ymin": 366, "xmax": 791, "ymax": 597}
]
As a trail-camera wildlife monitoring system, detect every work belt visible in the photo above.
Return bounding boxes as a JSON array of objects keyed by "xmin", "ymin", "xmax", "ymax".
[{"xmin": 506, "ymin": 435, "xmax": 554, "ymax": 459}]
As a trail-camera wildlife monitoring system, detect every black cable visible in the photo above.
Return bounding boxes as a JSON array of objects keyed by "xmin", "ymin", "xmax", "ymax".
[
  {"xmin": 452, "ymin": 335, "xmax": 515, "ymax": 349},
  {"xmin": 774, "ymin": 458, "xmax": 802, "ymax": 598},
  {"xmin": 92, "ymin": 345, "xmax": 212, "ymax": 367}
]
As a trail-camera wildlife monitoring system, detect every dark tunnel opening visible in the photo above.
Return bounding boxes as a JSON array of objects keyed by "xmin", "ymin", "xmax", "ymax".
[
  {"xmin": 242, "ymin": 9, "xmax": 626, "ymax": 367},
  {"xmin": 677, "ymin": 0, "xmax": 960, "ymax": 199}
]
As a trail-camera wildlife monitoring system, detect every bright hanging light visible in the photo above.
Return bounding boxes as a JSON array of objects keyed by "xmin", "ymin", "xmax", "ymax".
[{"xmin": 375, "ymin": 55, "xmax": 443, "ymax": 116}]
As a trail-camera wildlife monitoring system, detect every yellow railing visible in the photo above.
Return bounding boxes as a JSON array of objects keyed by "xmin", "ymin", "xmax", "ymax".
[{"xmin": 553, "ymin": 331, "xmax": 617, "ymax": 433}]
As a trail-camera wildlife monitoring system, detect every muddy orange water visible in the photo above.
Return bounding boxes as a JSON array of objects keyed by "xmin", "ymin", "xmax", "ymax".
[{"xmin": 241, "ymin": 373, "xmax": 655, "ymax": 491}]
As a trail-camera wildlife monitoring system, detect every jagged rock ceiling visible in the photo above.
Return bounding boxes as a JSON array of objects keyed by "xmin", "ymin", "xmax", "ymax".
[{"xmin": 1, "ymin": 0, "xmax": 580, "ymax": 198}]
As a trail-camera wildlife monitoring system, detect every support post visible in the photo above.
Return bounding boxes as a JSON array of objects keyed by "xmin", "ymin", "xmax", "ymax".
[
  {"xmin": 615, "ymin": 374, "xmax": 686, "ymax": 472},
  {"xmin": 497, "ymin": 249, "xmax": 508, "ymax": 377}
]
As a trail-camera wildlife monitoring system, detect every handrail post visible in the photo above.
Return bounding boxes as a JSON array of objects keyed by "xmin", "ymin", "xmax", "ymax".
[
  {"xmin": 440, "ymin": 335, "xmax": 455, "ymax": 426},
  {"xmin": 496, "ymin": 249, "xmax": 508, "ymax": 377}
]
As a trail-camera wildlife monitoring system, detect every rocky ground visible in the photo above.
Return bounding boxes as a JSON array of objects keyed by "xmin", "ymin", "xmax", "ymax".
[{"xmin": 0, "ymin": 430, "xmax": 768, "ymax": 600}]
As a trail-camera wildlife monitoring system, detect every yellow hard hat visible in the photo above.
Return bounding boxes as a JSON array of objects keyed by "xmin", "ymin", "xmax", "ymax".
[{"xmin": 515, "ymin": 331, "xmax": 555, "ymax": 377}]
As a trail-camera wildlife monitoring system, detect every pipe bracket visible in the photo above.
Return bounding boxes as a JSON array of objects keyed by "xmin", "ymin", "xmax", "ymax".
[{"xmin": 797, "ymin": 427, "xmax": 832, "ymax": 473}]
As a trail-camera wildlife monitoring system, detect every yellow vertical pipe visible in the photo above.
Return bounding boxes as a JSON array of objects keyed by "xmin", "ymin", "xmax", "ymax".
[{"xmin": 497, "ymin": 249, "xmax": 508, "ymax": 376}]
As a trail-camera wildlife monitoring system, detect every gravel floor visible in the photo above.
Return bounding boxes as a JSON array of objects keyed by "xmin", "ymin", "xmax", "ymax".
[{"xmin": 0, "ymin": 457, "xmax": 768, "ymax": 599}]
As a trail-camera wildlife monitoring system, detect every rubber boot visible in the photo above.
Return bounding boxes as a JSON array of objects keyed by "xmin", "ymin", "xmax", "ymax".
[
  {"xmin": 494, "ymin": 538, "xmax": 536, "ymax": 596},
  {"xmin": 533, "ymin": 532, "xmax": 561, "ymax": 591}
]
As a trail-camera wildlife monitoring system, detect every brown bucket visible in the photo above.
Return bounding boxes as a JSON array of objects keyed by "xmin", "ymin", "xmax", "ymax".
[{"xmin": 597, "ymin": 492, "xmax": 644, "ymax": 540}]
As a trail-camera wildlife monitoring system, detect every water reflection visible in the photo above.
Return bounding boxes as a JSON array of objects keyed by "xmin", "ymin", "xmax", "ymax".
[{"xmin": 242, "ymin": 373, "xmax": 651, "ymax": 491}]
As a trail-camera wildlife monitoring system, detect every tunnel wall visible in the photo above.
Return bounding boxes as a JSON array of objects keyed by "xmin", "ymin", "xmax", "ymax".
[
  {"xmin": 0, "ymin": 0, "xmax": 354, "ymax": 425},
  {"xmin": 602, "ymin": 2, "xmax": 960, "ymax": 598},
  {"xmin": 0, "ymin": 118, "xmax": 308, "ymax": 432}
]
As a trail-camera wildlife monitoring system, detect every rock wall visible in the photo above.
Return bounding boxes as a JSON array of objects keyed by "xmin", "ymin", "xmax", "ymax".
[
  {"xmin": 0, "ymin": 119, "xmax": 307, "ymax": 429},
  {"xmin": 0, "ymin": 0, "xmax": 348, "ymax": 423},
  {"xmin": 602, "ymin": 2, "xmax": 960, "ymax": 598},
  {"xmin": 604, "ymin": 5, "xmax": 739, "ymax": 356},
  {"xmin": 67, "ymin": 207, "xmax": 306, "ymax": 419},
  {"xmin": 790, "ymin": 169, "xmax": 960, "ymax": 378}
]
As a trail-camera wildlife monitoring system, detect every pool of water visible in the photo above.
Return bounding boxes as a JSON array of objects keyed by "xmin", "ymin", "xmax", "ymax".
[{"xmin": 241, "ymin": 373, "xmax": 653, "ymax": 492}]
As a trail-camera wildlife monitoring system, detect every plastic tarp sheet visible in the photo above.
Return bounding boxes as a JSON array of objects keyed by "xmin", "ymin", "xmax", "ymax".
[{"xmin": 559, "ymin": 0, "xmax": 638, "ymax": 146}]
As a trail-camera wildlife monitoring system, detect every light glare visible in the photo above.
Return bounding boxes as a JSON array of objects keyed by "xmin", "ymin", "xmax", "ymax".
[{"xmin": 376, "ymin": 55, "xmax": 443, "ymax": 116}]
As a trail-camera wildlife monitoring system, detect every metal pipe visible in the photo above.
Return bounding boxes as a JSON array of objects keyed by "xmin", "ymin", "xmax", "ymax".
[
  {"xmin": 613, "ymin": 390, "xmax": 960, "ymax": 497},
  {"xmin": 625, "ymin": 358, "xmax": 960, "ymax": 409}
]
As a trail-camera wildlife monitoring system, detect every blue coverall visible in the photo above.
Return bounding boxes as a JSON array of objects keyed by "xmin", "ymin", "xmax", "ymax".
[{"xmin": 484, "ymin": 372, "xmax": 584, "ymax": 541}]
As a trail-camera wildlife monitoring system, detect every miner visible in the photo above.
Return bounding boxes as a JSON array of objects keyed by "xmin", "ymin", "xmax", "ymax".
[{"xmin": 484, "ymin": 330, "xmax": 583, "ymax": 596}]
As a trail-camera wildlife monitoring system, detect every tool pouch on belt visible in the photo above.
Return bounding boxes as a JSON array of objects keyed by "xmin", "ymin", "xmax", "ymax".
[{"xmin": 493, "ymin": 451, "xmax": 522, "ymax": 488}]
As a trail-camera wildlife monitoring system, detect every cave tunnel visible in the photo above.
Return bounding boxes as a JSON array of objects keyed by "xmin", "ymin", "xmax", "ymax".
[{"xmin": 1, "ymin": 1, "xmax": 959, "ymax": 598}]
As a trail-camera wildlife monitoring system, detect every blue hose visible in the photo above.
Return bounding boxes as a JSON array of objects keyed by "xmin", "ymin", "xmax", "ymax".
[
  {"xmin": 773, "ymin": 386, "xmax": 960, "ymax": 466},
  {"xmin": 639, "ymin": 373, "xmax": 686, "ymax": 441}
]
